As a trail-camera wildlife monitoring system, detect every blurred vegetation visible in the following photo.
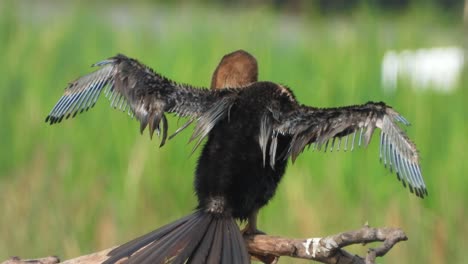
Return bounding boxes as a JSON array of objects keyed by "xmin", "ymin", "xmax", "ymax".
[{"xmin": 0, "ymin": 1, "xmax": 466, "ymax": 263}]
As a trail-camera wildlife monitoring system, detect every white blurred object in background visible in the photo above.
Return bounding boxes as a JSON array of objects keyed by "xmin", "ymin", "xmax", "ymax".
[{"xmin": 381, "ymin": 47, "xmax": 465, "ymax": 93}]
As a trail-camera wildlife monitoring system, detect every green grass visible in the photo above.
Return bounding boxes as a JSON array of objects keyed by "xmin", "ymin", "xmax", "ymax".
[{"xmin": 0, "ymin": 2, "xmax": 466, "ymax": 263}]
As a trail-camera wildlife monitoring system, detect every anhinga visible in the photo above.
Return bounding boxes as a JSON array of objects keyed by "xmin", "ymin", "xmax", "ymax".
[{"xmin": 45, "ymin": 50, "xmax": 427, "ymax": 264}]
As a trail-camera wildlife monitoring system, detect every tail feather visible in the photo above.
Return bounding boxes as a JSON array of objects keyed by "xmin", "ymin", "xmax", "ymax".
[
  {"xmin": 171, "ymin": 216, "xmax": 214, "ymax": 264},
  {"xmin": 127, "ymin": 212, "xmax": 202, "ymax": 264},
  {"xmin": 144, "ymin": 214, "xmax": 206, "ymax": 264},
  {"xmin": 229, "ymin": 219, "xmax": 251, "ymax": 263},
  {"xmin": 186, "ymin": 218, "xmax": 217, "ymax": 263},
  {"xmin": 104, "ymin": 213, "xmax": 194, "ymax": 263},
  {"xmin": 104, "ymin": 211, "xmax": 250, "ymax": 264},
  {"xmin": 222, "ymin": 222, "xmax": 233, "ymax": 263},
  {"xmin": 205, "ymin": 219, "xmax": 223, "ymax": 263}
]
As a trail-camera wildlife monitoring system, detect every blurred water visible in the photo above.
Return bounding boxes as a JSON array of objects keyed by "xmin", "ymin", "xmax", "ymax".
[{"xmin": 382, "ymin": 47, "xmax": 465, "ymax": 93}]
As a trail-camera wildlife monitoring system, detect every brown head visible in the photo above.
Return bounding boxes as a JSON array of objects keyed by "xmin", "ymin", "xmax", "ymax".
[{"xmin": 210, "ymin": 50, "xmax": 258, "ymax": 89}]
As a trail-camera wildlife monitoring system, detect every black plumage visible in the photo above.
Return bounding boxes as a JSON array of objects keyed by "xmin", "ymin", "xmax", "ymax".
[{"xmin": 45, "ymin": 51, "xmax": 427, "ymax": 264}]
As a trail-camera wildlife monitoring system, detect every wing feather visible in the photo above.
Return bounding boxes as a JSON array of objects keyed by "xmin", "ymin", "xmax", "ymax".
[
  {"xmin": 271, "ymin": 101, "xmax": 427, "ymax": 197},
  {"xmin": 46, "ymin": 54, "xmax": 239, "ymax": 147}
]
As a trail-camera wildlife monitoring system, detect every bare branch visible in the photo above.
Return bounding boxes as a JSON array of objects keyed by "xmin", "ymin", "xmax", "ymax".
[
  {"xmin": 1, "ymin": 226, "xmax": 407, "ymax": 264},
  {"xmin": 1, "ymin": 256, "xmax": 60, "ymax": 264},
  {"xmin": 246, "ymin": 226, "xmax": 407, "ymax": 264}
]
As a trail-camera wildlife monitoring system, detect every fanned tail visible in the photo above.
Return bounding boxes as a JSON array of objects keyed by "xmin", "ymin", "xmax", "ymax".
[{"xmin": 103, "ymin": 211, "xmax": 250, "ymax": 264}]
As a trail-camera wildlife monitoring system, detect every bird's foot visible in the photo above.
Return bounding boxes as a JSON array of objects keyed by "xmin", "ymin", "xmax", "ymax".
[
  {"xmin": 241, "ymin": 225, "xmax": 279, "ymax": 264},
  {"xmin": 251, "ymin": 254, "xmax": 279, "ymax": 264},
  {"xmin": 241, "ymin": 225, "xmax": 266, "ymax": 236}
]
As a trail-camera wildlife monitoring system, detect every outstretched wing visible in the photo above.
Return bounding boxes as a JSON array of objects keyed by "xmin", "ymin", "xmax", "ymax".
[
  {"xmin": 268, "ymin": 101, "xmax": 427, "ymax": 198},
  {"xmin": 45, "ymin": 54, "xmax": 238, "ymax": 147}
]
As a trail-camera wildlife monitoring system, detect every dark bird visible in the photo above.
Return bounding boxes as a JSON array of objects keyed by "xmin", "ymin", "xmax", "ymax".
[{"xmin": 45, "ymin": 50, "xmax": 427, "ymax": 264}]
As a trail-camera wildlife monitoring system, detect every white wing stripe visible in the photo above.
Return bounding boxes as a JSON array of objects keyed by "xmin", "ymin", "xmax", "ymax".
[
  {"xmin": 404, "ymin": 157, "xmax": 417, "ymax": 189},
  {"xmin": 56, "ymin": 93, "xmax": 78, "ymax": 118},
  {"xmin": 86, "ymin": 77, "xmax": 107, "ymax": 109},
  {"xmin": 379, "ymin": 131, "xmax": 384, "ymax": 161}
]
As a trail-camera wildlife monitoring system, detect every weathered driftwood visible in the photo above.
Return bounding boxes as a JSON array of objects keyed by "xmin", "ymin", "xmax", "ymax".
[{"xmin": 2, "ymin": 225, "xmax": 407, "ymax": 264}]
